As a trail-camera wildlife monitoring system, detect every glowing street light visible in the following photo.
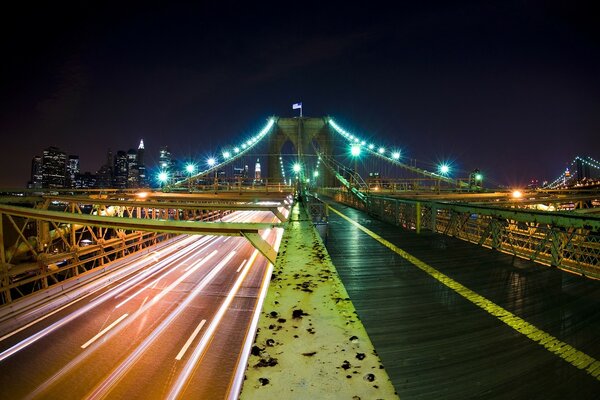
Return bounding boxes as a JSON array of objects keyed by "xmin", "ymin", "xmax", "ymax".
[
  {"xmin": 439, "ymin": 164, "xmax": 450, "ymax": 175},
  {"xmin": 185, "ymin": 164, "xmax": 195, "ymax": 191},
  {"xmin": 392, "ymin": 151, "xmax": 400, "ymax": 160},
  {"xmin": 158, "ymin": 171, "xmax": 169, "ymax": 188},
  {"xmin": 207, "ymin": 158, "xmax": 216, "ymax": 167},
  {"xmin": 293, "ymin": 163, "xmax": 301, "ymax": 173},
  {"xmin": 313, "ymin": 170, "xmax": 319, "ymax": 177},
  {"xmin": 222, "ymin": 151, "xmax": 231, "ymax": 159},
  {"xmin": 350, "ymin": 144, "xmax": 361, "ymax": 157},
  {"xmin": 512, "ymin": 190, "xmax": 523, "ymax": 199},
  {"xmin": 378, "ymin": 147, "xmax": 385, "ymax": 154}
]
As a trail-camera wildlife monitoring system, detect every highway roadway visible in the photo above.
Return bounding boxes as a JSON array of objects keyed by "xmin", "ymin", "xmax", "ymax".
[{"xmin": 0, "ymin": 210, "xmax": 283, "ymax": 399}]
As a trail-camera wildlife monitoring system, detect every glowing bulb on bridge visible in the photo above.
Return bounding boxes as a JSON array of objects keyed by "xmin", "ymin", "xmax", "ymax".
[
  {"xmin": 158, "ymin": 171, "xmax": 169, "ymax": 183},
  {"xmin": 368, "ymin": 144, "xmax": 375, "ymax": 150},
  {"xmin": 207, "ymin": 158, "xmax": 216, "ymax": 167},
  {"xmin": 392, "ymin": 152, "xmax": 400, "ymax": 160},
  {"xmin": 512, "ymin": 190, "xmax": 523, "ymax": 199},
  {"xmin": 439, "ymin": 164, "xmax": 450, "ymax": 175},
  {"xmin": 378, "ymin": 147, "xmax": 385, "ymax": 154},
  {"xmin": 475, "ymin": 173, "xmax": 483, "ymax": 181},
  {"xmin": 313, "ymin": 170, "xmax": 319, "ymax": 177},
  {"xmin": 350, "ymin": 144, "xmax": 361, "ymax": 157},
  {"xmin": 234, "ymin": 147, "xmax": 240, "ymax": 153},
  {"xmin": 293, "ymin": 163, "xmax": 301, "ymax": 173},
  {"xmin": 223, "ymin": 151, "xmax": 231, "ymax": 159},
  {"xmin": 185, "ymin": 164, "xmax": 195, "ymax": 174}
]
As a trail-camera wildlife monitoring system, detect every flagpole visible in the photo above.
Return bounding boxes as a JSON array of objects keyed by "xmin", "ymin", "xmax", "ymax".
[{"xmin": 300, "ymin": 105, "xmax": 303, "ymax": 118}]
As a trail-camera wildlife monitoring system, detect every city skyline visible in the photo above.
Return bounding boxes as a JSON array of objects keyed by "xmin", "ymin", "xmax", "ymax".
[{"xmin": 1, "ymin": 2, "xmax": 599, "ymax": 187}]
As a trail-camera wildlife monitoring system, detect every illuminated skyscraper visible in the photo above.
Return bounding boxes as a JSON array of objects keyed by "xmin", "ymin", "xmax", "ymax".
[
  {"xmin": 30, "ymin": 156, "xmax": 43, "ymax": 189},
  {"xmin": 254, "ymin": 158, "xmax": 261, "ymax": 181},
  {"xmin": 137, "ymin": 139, "xmax": 147, "ymax": 187},
  {"xmin": 67, "ymin": 155, "xmax": 80, "ymax": 188},
  {"xmin": 114, "ymin": 151, "xmax": 128, "ymax": 189},
  {"xmin": 41, "ymin": 146, "xmax": 67, "ymax": 188}
]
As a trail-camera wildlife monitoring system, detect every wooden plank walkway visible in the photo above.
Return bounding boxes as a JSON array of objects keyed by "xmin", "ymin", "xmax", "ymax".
[{"xmin": 322, "ymin": 200, "xmax": 600, "ymax": 399}]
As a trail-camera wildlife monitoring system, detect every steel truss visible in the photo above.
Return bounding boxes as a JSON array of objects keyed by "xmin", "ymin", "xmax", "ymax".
[
  {"xmin": 0, "ymin": 192, "xmax": 291, "ymax": 305},
  {"xmin": 322, "ymin": 189, "xmax": 600, "ymax": 279}
]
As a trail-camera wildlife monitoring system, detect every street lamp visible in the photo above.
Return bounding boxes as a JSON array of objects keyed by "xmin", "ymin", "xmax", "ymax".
[
  {"xmin": 350, "ymin": 144, "xmax": 361, "ymax": 186},
  {"xmin": 439, "ymin": 164, "xmax": 450, "ymax": 175},
  {"xmin": 158, "ymin": 171, "xmax": 169, "ymax": 189}
]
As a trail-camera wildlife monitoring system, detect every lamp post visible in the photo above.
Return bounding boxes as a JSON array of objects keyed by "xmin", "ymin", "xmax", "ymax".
[
  {"xmin": 351, "ymin": 144, "xmax": 361, "ymax": 187},
  {"xmin": 437, "ymin": 164, "xmax": 450, "ymax": 192}
]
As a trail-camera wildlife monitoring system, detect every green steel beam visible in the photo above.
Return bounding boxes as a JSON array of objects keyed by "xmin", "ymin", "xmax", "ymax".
[
  {"xmin": 0, "ymin": 204, "xmax": 281, "ymax": 237},
  {"xmin": 43, "ymin": 196, "xmax": 289, "ymax": 222}
]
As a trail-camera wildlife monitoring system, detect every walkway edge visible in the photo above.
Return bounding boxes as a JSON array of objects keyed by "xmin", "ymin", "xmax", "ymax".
[{"xmin": 239, "ymin": 203, "xmax": 398, "ymax": 399}]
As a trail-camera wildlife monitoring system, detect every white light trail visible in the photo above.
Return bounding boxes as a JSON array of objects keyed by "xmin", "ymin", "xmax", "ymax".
[
  {"xmin": 84, "ymin": 251, "xmax": 236, "ymax": 399},
  {"xmin": 167, "ymin": 248, "xmax": 261, "ymax": 400}
]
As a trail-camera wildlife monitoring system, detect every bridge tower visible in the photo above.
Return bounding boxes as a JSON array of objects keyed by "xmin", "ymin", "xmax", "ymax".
[{"xmin": 268, "ymin": 117, "xmax": 337, "ymax": 187}]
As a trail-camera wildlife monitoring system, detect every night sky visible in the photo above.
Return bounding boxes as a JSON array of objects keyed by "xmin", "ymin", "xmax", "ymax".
[{"xmin": 1, "ymin": 1, "xmax": 598, "ymax": 188}]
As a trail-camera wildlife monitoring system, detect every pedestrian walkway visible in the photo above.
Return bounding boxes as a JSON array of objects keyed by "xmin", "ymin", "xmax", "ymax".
[{"xmin": 322, "ymin": 200, "xmax": 600, "ymax": 399}]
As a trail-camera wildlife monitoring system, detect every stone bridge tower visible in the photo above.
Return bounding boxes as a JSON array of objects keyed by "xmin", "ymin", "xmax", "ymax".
[{"xmin": 268, "ymin": 117, "xmax": 337, "ymax": 187}]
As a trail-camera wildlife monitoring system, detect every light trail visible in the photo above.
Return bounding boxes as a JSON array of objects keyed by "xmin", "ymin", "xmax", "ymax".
[
  {"xmin": 0, "ymin": 238, "xmax": 217, "ymax": 363},
  {"xmin": 167, "ymin": 248, "xmax": 261, "ymax": 400},
  {"xmin": 228, "ymin": 225, "xmax": 284, "ymax": 399},
  {"xmin": 85, "ymin": 251, "xmax": 237, "ymax": 400}
]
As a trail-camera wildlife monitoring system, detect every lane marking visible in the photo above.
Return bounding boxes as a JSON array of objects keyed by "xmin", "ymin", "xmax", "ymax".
[
  {"xmin": 236, "ymin": 259, "xmax": 247, "ymax": 273},
  {"xmin": 175, "ymin": 319, "xmax": 207, "ymax": 360},
  {"xmin": 81, "ymin": 314, "xmax": 128, "ymax": 349},
  {"xmin": 328, "ymin": 205, "xmax": 600, "ymax": 380}
]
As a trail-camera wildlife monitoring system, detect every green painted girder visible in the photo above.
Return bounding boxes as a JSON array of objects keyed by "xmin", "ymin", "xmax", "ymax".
[
  {"xmin": 43, "ymin": 196, "xmax": 289, "ymax": 222},
  {"xmin": 369, "ymin": 194, "xmax": 600, "ymax": 231},
  {"xmin": 0, "ymin": 203, "xmax": 281, "ymax": 239}
]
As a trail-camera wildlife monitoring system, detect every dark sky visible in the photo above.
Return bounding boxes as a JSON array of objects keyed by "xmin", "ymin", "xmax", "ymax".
[{"xmin": 1, "ymin": 1, "xmax": 598, "ymax": 188}]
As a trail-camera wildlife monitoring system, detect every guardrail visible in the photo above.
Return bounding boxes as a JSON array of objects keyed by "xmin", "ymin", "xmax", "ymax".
[{"xmin": 319, "ymin": 188, "xmax": 600, "ymax": 279}]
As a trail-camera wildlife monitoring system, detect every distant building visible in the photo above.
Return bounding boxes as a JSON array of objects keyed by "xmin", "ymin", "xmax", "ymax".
[
  {"xmin": 67, "ymin": 155, "xmax": 80, "ymax": 188},
  {"xmin": 29, "ymin": 156, "xmax": 43, "ymax": 189},
  {"xmin": 137, "ymin": 139, "xmax": 147, "ymax": 187},
  {"xmin": 127, "ymin": 148, "xmax": 139, "ymax": 188},
  {"xmin": 254, "ymin": 158, "xmax": 261, "ymax": 181},
  {"xmin": 113, "ymin": 151, "xmax": 128, "ymax": 189},
  {"xmin": 41, "ymin": 146, "xmax": 67, "ymax": 188},
  {"xmin": 96, "ymin": 164, "xmax": 113, "ymax": 188},
  {"xmin": 74, "ymin": 172, "xmax": 97, "ymax": 189},
  {"xmin": 159, "ymin": 146, "xmax": 173, "ymax": 171}
]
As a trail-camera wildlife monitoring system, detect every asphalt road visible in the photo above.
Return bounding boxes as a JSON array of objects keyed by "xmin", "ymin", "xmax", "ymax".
[{"xmin": 0, "ymin": 210, "xmax": 283, "ymax": 399}]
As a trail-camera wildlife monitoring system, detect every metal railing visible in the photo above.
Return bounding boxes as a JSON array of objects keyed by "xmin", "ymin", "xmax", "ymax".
[{"xmin": 319, "ymin": 188, "xmax": 600, "ymax": 279}]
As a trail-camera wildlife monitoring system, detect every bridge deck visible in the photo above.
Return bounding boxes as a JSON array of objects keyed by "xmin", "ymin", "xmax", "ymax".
[{"xmin": 322, "ymin": 199, "xmax": 600, "ymax": 399}]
